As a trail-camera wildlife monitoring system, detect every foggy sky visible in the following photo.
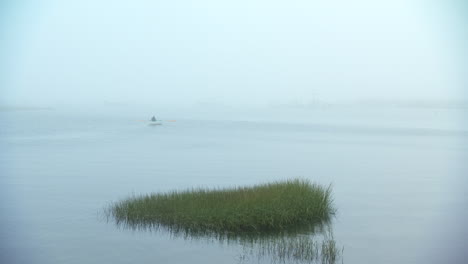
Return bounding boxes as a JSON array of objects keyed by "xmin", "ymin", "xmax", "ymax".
[{"xmin": 1, "ymin": 0, "xmax": 466, "ymax": 107}]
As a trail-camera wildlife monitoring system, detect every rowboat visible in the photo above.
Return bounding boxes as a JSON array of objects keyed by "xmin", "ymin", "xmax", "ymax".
[{"xmin": 148, "ymin": 121, "xmax": 162, "ymax": 126}]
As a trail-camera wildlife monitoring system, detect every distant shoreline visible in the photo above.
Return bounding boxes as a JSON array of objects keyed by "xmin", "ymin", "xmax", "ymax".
[{"xmin": 0, "ymin": 106, "xmax": 54, "ymax": 112}]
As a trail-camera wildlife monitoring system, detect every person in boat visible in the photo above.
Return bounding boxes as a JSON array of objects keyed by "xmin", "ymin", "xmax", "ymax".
[{"xmin": 151, "ymin": 116, "xmax": 157, "ymax": 122}]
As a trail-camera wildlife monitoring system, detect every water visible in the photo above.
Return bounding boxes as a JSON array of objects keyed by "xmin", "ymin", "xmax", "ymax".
[{"xmin": 1, "ymin": 107, "xmax": 467, "ymax": 264}]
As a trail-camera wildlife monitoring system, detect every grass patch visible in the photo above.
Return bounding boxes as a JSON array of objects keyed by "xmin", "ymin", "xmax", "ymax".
[{"xmin": 108, "ymin": 179, "xmax": 334, "ymax": 234}]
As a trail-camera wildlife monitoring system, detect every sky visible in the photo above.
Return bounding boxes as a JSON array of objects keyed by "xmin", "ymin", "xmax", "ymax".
[{"xmin": 1, "ymin": 0, "xmax": 466, "ymax": 108}]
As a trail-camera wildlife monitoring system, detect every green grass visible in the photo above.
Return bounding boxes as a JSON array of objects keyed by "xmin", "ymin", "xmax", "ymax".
[{"xmin": 108, "ymin": 179, "xmax": 334, "ymax": 234}]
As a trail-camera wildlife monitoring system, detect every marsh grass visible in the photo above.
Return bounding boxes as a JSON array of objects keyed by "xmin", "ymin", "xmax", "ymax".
[
  {"xmin": 107, "ymin": 179, "xmax": 334, "ymax": 234},
  {"xmin": 106, "ymin": 179, "xmax": 341, "ymax": 263}
]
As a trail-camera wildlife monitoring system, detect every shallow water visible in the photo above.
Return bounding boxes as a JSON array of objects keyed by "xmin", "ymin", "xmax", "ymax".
[{"xmin": 1, "ymin": 107, "xmax": 467, "ymax": 263}]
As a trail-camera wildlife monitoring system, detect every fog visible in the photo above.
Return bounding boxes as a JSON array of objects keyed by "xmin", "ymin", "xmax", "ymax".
[
  {"xmin": 1, "ymin": 2, "xmax": 468, "ymax": 263},
  {"xmin": 1, "ymin": 0, "xmax": 466, "ymax": 108}
]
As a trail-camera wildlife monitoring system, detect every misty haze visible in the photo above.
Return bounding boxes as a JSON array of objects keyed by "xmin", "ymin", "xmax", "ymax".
[{"xmin": 1, "ymin": 1, "xmax": 467, "ymax": 264}]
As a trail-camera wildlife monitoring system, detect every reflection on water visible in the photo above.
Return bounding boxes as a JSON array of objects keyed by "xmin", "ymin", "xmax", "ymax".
[
  {"xmin": 106, "ymin": 212, "xmax": 342, "ymax": 264},
  {"xmin": 237, "ymin": 227, "xmax": 341, "ymax": 264}
]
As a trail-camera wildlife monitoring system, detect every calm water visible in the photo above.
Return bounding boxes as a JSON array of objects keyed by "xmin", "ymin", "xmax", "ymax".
[{"xmin": 1, "ymin": 107, "xmax": 467, "ymax": 264}]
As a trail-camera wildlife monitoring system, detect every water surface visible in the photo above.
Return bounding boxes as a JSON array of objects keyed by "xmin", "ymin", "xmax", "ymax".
[{"xmin": 1, "ymin": 107, "xmax": 467, "ymax": 263}]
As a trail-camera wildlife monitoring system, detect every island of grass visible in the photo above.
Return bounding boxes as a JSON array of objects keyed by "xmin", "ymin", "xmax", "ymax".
[{"xmin": 109, "ymin": 179, "xmax": 334, "ymax": 234}]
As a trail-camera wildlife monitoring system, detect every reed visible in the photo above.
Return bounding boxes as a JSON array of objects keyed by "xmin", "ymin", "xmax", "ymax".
[{"xmin": 108, "ymin": 179, "xmax": 334, "ymax": 234}]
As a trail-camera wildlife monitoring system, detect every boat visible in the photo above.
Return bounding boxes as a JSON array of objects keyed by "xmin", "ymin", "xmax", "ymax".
[
  {"xmin": 148, "ymin": 121, "xmax": 162, "ymax": 126},
  {"xmin": 148, "ymin": 116, "xmax": 162, "ymax": 126}
]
